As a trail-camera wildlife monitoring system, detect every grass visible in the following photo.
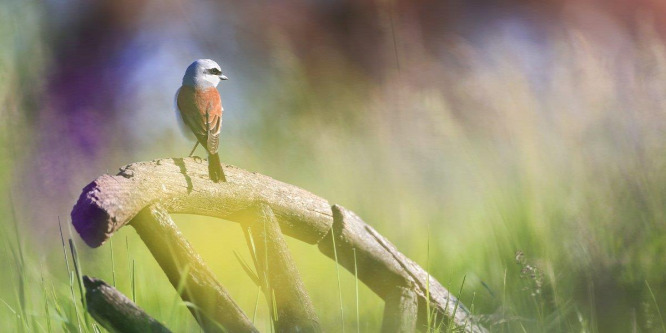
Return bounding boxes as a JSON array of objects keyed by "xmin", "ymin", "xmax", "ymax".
[
  {"xmin": 109, "ymin": 239, "xmax": 115, "ymax": 288},
  {"xmin": 3, "ymin": 2, "xmax": 666, "ymax": 332},
  {"xmin": 353, "ymin": 248, "xmax": 360, "ymax": 333},
  {"xmin": 645, "ymin": 280, "xmax": 666, "ymax": 333},
  {"xmin": 330, "ymin": 227, "xmax": 346, "ymax": 332}
]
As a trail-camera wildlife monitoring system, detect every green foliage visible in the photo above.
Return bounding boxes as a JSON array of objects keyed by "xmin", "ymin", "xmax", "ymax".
[{"xmin": 2, "ymin": 2, "xmax": 666, "ymax": 332}]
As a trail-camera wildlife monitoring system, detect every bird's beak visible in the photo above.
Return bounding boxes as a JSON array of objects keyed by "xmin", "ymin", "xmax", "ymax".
[{"xmin": 220, "ymin": 75, "xmax": 229, "ymax": 81}]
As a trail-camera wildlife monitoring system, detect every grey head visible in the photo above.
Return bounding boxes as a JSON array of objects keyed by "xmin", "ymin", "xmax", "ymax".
[{"xmin": 182, "ymin": 59, "xmax": 228, "ymax": 88}]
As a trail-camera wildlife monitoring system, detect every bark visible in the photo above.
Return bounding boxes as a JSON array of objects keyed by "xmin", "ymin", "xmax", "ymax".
[
  {"xmin": 71, "ymin": 158, "xmax": 332, "ymax": 247},
  {"xmin": 381, "ymin": 286, "xmax": 418, "ymax": 333},
  {"xmin": 240, "ymin": 203, "xmax": 321, "ymax": 332},
  {"xmin": 83, "ymin": 276, "xmax": 171, "ymax": 333},
  {"xmin": 131, "ymin": 204, "xmax": 258, "ymax": 333},
  {"xmin": 318, "ymin": 205, "xmax": 484, "ymax": 332},
  {"xmin": 71, "ymin": 157, "xmax": 487, "ymax": 332}
]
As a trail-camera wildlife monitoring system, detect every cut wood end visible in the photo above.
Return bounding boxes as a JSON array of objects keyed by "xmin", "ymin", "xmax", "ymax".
[{"xmin": 71, "ymin": 177, "xmax": 118, "ymax": 248}]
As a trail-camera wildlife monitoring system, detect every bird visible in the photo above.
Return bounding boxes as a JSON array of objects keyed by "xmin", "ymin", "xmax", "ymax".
[{"xmin": 175, "ymin": 59, "xmax": 228, "ymax": 182}]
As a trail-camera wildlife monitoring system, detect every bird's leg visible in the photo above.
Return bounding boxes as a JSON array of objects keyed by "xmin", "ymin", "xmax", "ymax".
[
  {"xmin": 189, "ymin": 142, "xmax": 203, "ymax": 162},
  {"xmin": 188, "ymin": 141, "xmax": 200, "ymax": 157}
]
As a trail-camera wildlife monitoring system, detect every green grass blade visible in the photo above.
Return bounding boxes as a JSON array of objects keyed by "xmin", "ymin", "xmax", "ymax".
[
  {"xmin": 646, "ymin": 280, "xmax": 666, "ymax": 333},
  {"xmin": 58, "ymin": 219, "xmax": 82, "ymax": 333},
  {"xmin": 41, "ymin": 275, "xmax": 52, "ymax": 333},
  {"xmin": 131, "ymin": 259, "xmax": 136, "ymax": 303},
  {"xmin": 426, "ymin": 224, "xmax": 431, "ymax": 331},
  {"xmin": 330, "ymin": 227, "xmax": 345, "ymax": 332},
  {"xmin": 233, "ymin": 250, "xmax": 260, "ymax": 286},
  {"xmin": 446, "ymin": 275, "xmax": 466, "ymax": 333},
  {"xmin": 252, "ymin": 287, "xmax": 261, "ymax": 324},
  {"xmin": 109, "ymin": 239, "xmax": 116, "ymax": 287},
  {"xmin": 353, "ymin": 248, "xmax": 360, "ymax": 333}
]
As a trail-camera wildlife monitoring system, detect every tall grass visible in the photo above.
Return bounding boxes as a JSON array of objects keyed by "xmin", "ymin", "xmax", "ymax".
[
  {"xmin": 330, "ymin": 227, "xmax": 345, "ymax": 332},
  {"xmin": 2, "ymin": 2, "xmax": 666, "ymax": 332}
]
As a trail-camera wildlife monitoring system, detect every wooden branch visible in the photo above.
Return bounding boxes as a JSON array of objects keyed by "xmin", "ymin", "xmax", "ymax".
[
  {"xmin": 240, "ymin": 204, "xmax": 320, "ymax": 332},
  {"xmin": 381, "ymin": 286, "xmax": 418, "ymax": 333},
  {"xmin": 71, "ymin": 158, "xmax": 486, "ymax": 332},
  {"xmin": 71, "ymin": 158, "xmax": 333, "ymax": 247},
  {"xmin": 318, "ymin": 205, "xmax": 485, "ymax": 332},
  {"xmin": 317, "ymin": 205, "xmax": 411, "ymax": 296},
  {"xmin": 83, "ymin": 275, "xmax": 171, "ymax": 333},
  {"xmin": 131, "ymin": 204, "xmax": 258, "ymax": 333}
]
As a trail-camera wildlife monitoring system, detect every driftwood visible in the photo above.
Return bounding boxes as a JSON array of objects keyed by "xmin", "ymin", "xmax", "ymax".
[
  {"xmin": 381, "ymin": 286, "xmax": 418, "ymax": 333},
  {"xmin": 71, "ymin": 158, "xmax": 486, "ymax": 332},
  {"xmin": 83, "ymin": 275, "xmax": 171, "ymax": 333},
  {"xmin": 72, "ymin": 158, "xmax": 332, "ymax": 247},
  {"xmin": 319, "ymin": 205, "xmax": 480, "ymax": 330},
  {"xmin": 131, "ymin": 204, "xmax": 258, "ymax": 332},
  {"xmin": 239, "ymin": 204, "xmax": 320, "ymax": 331}
]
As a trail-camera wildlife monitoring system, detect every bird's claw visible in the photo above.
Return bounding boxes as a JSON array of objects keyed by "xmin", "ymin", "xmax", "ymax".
[{"xmin": 192, "ymin": 155, "xmax": 204, "ymax": 163}]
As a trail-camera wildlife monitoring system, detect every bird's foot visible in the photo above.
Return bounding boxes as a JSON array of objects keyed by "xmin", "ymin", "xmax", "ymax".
[{"xmin": 192, "ymin": 155, "xmax": 204, "ymax": 163}]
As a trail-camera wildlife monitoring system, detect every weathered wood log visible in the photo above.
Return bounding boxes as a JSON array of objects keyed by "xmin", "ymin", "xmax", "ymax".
[
  {"xmin": 317, "ymin": 205, "xmax": 410, "ymax": 296},
  {"xmin": 381, "ymin": 286, "xmax": 418, "ymax": 333},
  {"xmin": 71, "ymin": 158, "xmax": 486, "ymax": 332},
  {"xmin": 240, "ymin": 204, "xmax": 320, "ymax": 332},
  {"xmin": 71, "ymin": 158, "xmax": 333, "ymax": 247},
  {"xmin": 131, "ymin": 204, "xmax": 258, "ymax": 333},
  {"xmin": 318, "ymin": 205, "xmax": 484, "ymax": 332},
  {"xmin": 83, "ymin": 275, "xmax": 171, "ymax": 333}
]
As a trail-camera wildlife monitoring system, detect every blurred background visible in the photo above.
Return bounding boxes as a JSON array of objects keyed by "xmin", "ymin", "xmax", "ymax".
[{"xmin": 2, "ymin": 0, "xmax": 666, "ymax": 331}]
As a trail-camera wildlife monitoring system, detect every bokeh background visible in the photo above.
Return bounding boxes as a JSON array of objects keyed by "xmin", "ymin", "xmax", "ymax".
[{"xmin": 2, "ymin": 0, "xmax": 666, "ymax": 331}]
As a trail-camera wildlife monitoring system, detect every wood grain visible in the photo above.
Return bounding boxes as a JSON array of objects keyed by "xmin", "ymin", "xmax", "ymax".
[
  {"xmin": 131, "ymin": 204, "xmax": 257, "ymax": 333},
  {"xmin": 83, "ymin": 276, "xmax": 171, "ymax": 333},
  {"xmin": 71, "ymin": 158, "xmax": 333, "ymax": 247},
  {"xmin": 381, "ymin": 286, "xmax": 418, "ymax": 333},
  {"xmin": 71, "ymin": 157, "xmax": 486, "ymax": 332},
  {"xmin": 240, "ymin": 204, "xmax": 321, "ymax": 332},
  {"xmin": 319, "ymin": 204, "xmax": 485, "ymax": 332}
]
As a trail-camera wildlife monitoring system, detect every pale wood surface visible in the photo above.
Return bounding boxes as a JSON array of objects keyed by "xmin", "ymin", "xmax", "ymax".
[
  {"xmin": 83, "ymin": 276, "xmax": 171, "ymax": 333},
  {"xmin": 240, "ymin": 204, "xmax": 321, "ymax": 332},
  {"xmin": 132, "ymin": 205, "xmax": 258, "ymax": 333},
  {"xmin": 71, "ymin": 157, "xmax": 486, "ymax": 332}
]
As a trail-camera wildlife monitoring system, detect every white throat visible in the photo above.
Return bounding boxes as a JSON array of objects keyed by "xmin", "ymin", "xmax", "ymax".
[
  {"xmin": 182, "ymin": 59, "xmax": 223, "ymax": 89},
  {"xmin": 182, "ymin": 74, "xmax": 220, "ymax": 89}
]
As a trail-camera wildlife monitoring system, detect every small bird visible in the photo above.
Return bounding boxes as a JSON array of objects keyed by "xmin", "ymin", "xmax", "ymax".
[{"xmin": 175, "ymin": 59, "xmax": 228, "ymax": 182}]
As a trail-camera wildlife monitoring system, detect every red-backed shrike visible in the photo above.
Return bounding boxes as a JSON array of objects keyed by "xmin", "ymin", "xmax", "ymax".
[{"xmin": 175, "ymin": 59, "xmax": 228, "ymax": 182}]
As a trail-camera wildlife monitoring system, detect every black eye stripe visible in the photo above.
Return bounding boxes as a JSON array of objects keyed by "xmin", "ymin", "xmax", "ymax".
[{"xmin": 206, "ymin": 68, "xmax": 222, "ymax": 75}]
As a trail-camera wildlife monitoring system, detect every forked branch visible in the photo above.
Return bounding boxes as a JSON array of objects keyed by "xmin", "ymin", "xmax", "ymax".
[
  {"xmin": 71, "ymin": 158, "xmax": 486, "ymax": 332},
  {"xmin": 238, "ymin": 203, "xmax": 320, "ymax": 331},
  {"xmin": 131, "ymin": 204, "xmax": 257, "ymax": 332}
]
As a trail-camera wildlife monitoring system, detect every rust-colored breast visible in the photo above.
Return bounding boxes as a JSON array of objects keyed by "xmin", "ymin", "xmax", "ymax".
[{"xmin": 177, "ymin": 86, "xmax": 223, "ymax": 118}]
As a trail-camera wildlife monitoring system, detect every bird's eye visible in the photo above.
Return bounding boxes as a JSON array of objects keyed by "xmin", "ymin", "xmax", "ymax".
[{"xmin": 207, "ymin": 68, "xmax": 221, "ymax": 75}]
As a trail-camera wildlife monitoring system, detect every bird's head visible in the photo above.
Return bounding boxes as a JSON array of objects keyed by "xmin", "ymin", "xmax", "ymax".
[{"xmin": 182, "ymin": 59, "xmax": 228, "ymax": 88}]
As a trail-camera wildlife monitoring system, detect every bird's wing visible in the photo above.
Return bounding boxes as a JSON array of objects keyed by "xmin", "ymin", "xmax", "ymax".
[
  {"xmin": 176, "ymin": 86, "xmax": 222, "ymax": 153},
  {"xmin": 206, "ymin": 104, "xmax": 221, "ymax": 153},
  {"xmin": 174, "ymin": 87, "xmax": 196, "ymax": 140}
]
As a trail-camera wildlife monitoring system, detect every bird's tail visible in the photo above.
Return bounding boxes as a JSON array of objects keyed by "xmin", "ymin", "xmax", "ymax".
[{"xmin": 208, "ymin": 153, "xmax": 226, "ymax": 183}]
